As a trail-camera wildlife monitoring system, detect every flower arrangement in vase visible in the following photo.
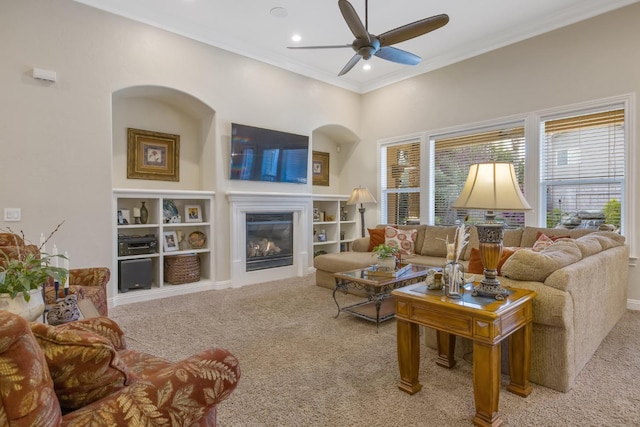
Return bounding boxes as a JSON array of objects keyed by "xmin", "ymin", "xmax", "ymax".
[{"xmin": 443, "ymin": 224, "xmax": 470, "ymax": 298}]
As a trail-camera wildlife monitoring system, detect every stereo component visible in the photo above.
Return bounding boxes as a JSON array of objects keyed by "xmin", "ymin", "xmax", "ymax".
[{"xmin": 118, "ymin": 258, "xmax": 153, "ymax": 292}]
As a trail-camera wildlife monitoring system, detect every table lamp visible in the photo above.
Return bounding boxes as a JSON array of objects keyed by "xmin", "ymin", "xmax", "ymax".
[
  {"xmin": 347, "ymin": 186, "xmax": 377, "ymax": 237},
  {"xmin": 452, "ymin": 163, "xmax": 531, "ymax": 299}
]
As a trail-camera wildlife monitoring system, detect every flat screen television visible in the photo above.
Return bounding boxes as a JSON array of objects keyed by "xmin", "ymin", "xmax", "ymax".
[{"xmin": 230, "ymin": 123, "xmax": 309, "ymax": 184}]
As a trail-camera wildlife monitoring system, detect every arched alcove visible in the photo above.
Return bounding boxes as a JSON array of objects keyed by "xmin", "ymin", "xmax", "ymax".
[
  {"xmin": 111, "ymin": 86, "xmax": 216, "ymax": 190},
  {"xmin": 311, "ymin": 124, "xmax": 360, "ymax": 194}
]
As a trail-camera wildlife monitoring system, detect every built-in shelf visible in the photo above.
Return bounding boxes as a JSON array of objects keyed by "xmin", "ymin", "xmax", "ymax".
[{"xmin": 112, "ymin": 189, "xmax": 215, "ymax": 306}]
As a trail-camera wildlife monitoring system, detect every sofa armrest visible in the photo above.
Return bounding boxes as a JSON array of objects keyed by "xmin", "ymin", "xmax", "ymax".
[
  {"xmin": 69, "ymin": 267, "xmax": 110, "ymax": 288},
  {"xmin": 55, "ymin": 316, "xmax": 127, "ymax": 350},
  {"xmin": 61, "ymin": 348, "xmax": 240, "ymax": 426},
  {"xmin": 351, "ymin": 237, "xmax": 370, "ymax": 252}
]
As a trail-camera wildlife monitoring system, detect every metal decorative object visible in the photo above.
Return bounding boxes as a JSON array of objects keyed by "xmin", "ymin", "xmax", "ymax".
[{"xmin": 472, "ymin": 221, "xmax": 508, "ymax": 300}]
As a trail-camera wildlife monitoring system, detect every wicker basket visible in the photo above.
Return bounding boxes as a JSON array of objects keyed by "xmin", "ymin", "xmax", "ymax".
[{"xmin": 164, "ymin": 254, "xmax": 200, "ymax": 285}]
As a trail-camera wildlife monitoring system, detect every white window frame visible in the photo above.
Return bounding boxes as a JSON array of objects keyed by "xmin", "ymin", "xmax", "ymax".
[{"xmin": 377, "ymin": 133, "xmax": 428, "ymax": 225}]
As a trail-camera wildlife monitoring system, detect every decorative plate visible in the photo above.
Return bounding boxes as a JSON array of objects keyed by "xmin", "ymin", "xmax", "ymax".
[{"xmin": 188, "ymin": 231, "xmax": 206, "ymax": 249}]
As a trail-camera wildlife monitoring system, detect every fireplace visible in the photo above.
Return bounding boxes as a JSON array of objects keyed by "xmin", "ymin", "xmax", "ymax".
[
  {"xmin": 227, "ymin": 191, "xmax": 310, "ymax": 287},
  {"xmin": 246, "ymin": 212, "xmax": 293, "ymax": 271}
]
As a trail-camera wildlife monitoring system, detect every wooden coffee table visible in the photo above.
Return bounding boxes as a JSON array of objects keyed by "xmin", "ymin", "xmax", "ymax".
[
  {"xmin": 332, "ymin": 264, "xmax": 432, "ymax": 331},
  {"xmin": 392, "ymin": 282, "xmax": 536, "ymax": 427}
]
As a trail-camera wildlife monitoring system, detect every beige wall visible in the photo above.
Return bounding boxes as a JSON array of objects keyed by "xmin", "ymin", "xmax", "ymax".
[
  {"xmin": 0, "ymin": 0, "xmax": 360, "ymax": 293},
  {"xmin": 359, "ymin": 3, "xmax": 640, "ymax": 300},
  {"xmin": 2, "ymin": 0, "xmax": 639, "ymax": 301}
]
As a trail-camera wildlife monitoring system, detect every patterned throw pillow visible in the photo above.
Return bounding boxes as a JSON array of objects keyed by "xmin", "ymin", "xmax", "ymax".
[
  {"xmin": 30, "ymin": 322, "xmax": 136, "ymax": 411},
  {"xmin": 384, "ymin": 226, "xmax": 417, "ymax": 255},
  {"xmin": 532, "ymin": 233, "xmax": 554, "ymax": 252}
]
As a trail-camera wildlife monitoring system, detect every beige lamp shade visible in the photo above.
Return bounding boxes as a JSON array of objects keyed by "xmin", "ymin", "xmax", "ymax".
[
  {"xmin": 452, "ymin": 162, "xmax": 531, "ymax": 212},
  {"xmin": 347, "ymin": 187, "xmax": 377, "ymax": 206}
]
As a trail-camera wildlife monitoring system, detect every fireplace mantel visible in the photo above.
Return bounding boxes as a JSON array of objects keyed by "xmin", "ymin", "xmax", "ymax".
[{"xmin": 227, "ymin": 192, "xmax": 312, "ymax": 286}]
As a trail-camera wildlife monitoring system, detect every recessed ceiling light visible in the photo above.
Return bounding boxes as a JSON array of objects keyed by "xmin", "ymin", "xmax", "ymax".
[
  {"xmin": 363, "ymin": 64, "xmax": 372, "ymax": 71},
  {"xmin": 291, "ymin": 34, "xmax": 301, "ymax": 42},
  {"xmin": 270, "ymin": 7, "xmax": 288, "ymax": 18}
]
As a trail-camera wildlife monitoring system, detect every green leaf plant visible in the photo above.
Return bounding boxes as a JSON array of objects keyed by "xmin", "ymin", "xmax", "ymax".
[{"xmin": 0, "ymin": 222, "xmax": 68, "ymax": 302}]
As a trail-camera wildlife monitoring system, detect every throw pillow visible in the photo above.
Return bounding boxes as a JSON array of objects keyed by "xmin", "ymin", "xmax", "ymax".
[
  {"xmin": 367, "ymin": 227, "xmax": 387, "ymax": 251},
  {"xmin": 420, "ymin": 225, "xmax": 458, "ymax": 257},
  {"xmin": 30, "ymin": 323, "xmax": 136, "ymax": 411},
  {"xmin": 531, "ymin": 233, "xmax": 554, "ymax": 252},
  {"xmin": 467, "ymin": 247, "xmax": 519, "ymax": 275},
  {"xmin": 535, "ymin": 231, "xmax": 571, "ymax": 242},
  {"xmin": 384, "ymin": 226, "xmax": 417, "ymax": 255}
]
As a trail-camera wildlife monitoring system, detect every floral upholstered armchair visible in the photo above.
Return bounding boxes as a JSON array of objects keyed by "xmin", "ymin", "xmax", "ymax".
[
  {"xmin": 44, "ymin": 267, "xmax": 111, "ymax": 316},
  {"xmin": 0, "ymin": 232, "xmax": 110, "ymax": 316},
  {"xmin": 0, "ymin": 310, "xmax": 240, "ymax": 426}
]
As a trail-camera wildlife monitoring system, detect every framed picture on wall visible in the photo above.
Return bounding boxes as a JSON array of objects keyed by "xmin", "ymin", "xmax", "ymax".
[
  {"xmin": 127, "ymin": 128, "xmax": 180, "ymax": 181},
  {"xmin": 312, "ymin": 151, "xmax": 329, "ymax": 186}
]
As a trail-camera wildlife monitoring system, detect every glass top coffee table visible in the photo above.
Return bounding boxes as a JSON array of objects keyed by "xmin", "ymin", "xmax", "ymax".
[{"xmin": 332, "ymin": 264, "xmax": 433, "ymax": 331}]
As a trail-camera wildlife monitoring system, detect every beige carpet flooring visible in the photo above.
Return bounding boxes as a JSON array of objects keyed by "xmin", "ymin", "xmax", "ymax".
[{"xmin": 110, "ymin": 275, "xmax": 640, "ymax": 426}]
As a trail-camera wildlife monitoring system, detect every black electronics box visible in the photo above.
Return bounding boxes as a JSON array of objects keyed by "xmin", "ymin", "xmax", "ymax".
[{"xmin": 118, "ymin": 258, "xmax": 153, "ymax": 292}]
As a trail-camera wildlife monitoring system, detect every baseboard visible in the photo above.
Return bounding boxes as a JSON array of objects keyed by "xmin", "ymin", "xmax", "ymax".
[{"xmin": 627, "ymin": 299, "xmax": 640, "ymax": 311}]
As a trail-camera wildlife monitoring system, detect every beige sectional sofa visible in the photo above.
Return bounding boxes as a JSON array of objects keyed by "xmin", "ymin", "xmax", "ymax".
[{"xmin": 314, "ymin": 224, "xmax": 629, "ymax": 392}]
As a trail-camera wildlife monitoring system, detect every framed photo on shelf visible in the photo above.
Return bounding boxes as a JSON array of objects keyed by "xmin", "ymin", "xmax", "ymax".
[
  {"xmin": 312, "ymin": 151, "xmax": 330, "ymax": 186},
  {"xmin": 117, "ymin": 209, "xmax": 130, "ymax": 225},
  {"xmin": 185, "ymin": 205, "xmax": 202, "ymax": 223},
  {"xmin": 127, "ymin": 128, "xmax": 180, "ymax": 181},
  {"xmin": 163, "ymin": 231, "xmax": 179, "ymax": 252}
]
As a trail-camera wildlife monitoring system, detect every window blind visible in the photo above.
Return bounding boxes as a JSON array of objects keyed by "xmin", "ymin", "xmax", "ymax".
[
  {"xmin": 541, "ymin": 108, "xmax": 624, "ymax": 228},
  {"xmin": 380, "ymin": 141, "xmax": 420, "ymax": 225},
  {"xmin": 433, "ymin": 125, "xmax": 526, "ymax": 226}
]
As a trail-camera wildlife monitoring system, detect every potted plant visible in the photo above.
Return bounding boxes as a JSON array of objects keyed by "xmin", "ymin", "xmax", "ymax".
[
  {"xmin": 372, "ymin": 243, "xmax": 398, "ymax": 271},
  {"xmin": 0, "ymin": 227, "xmax": 68, "ymax": 321}
]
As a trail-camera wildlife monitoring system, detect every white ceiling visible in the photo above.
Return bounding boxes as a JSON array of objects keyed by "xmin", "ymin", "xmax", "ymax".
[{"xmin": 75, "ymin": 0, "xmax": 639, "ymax": 94}]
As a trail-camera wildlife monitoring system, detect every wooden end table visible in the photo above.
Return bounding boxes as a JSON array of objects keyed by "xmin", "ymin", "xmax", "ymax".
[
  {"xmin": 333, "ymin": 264, "xmax": 432, "ymax": 332},
  {"xmin": 392, "ymin": 282, "xmax": 536, "ymax": 427}
]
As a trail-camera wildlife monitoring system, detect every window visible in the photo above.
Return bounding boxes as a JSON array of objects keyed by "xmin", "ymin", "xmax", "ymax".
[
  {"xmin": 432, "ymin": 124, "xmax": 526, "ymax": 227},
  {"xmin": 379, "ymin": 139, "xmax": 421, "ymax": 225},
  {"xmin": 541, "ymin": 107, "xmax": 625, "ymax": 230}
]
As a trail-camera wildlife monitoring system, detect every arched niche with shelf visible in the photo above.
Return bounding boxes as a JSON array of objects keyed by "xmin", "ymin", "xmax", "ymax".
[{"xmin": 111, "ymin": 85, "xmax": 216, "ymax": 190}]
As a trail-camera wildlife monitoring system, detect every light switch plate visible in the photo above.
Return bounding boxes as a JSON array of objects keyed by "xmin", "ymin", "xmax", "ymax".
[{"xmin": 4, "ymin": 208, "xmax": 21, "ymax": 222}]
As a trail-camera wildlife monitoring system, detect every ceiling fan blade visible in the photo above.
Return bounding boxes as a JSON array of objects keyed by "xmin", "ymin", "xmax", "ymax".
[
  {"xmin": 338, "ymin": 0, "xmax": 370, "ymax": 43},
  {"xmin": 338, "ymin": 54, "xmax": 361, "ymax": 76},
  {"xmin": 378, "ymin": 14, "xmax": 449, "ymax": 46},
  {"xmin": 375, "ymin": 46, "xmax": 421, "ymax": 65},
  {"xmin": 287, "ymin": 44, "xmax": 352, "ymax": 50}
]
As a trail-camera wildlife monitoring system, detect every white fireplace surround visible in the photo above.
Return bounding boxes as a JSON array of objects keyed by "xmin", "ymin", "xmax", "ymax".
[{"xmin": 227, "ymin": 191, "xmax": 311, "ymax": 287}]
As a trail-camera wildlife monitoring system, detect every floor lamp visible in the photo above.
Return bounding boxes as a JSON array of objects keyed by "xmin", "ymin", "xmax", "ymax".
[
  {"xmin": 452, "ymin": 163, "xmax": 531, "ymax": 299},
  {"xmin": 347, "ymin": 187, "xmax": 377, "ymax": 238}
]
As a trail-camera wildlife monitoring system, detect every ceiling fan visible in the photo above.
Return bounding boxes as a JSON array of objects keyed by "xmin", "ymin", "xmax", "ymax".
[{"xmin": 288, "ymin": 0, "xmax": 449, "ymax": 76}]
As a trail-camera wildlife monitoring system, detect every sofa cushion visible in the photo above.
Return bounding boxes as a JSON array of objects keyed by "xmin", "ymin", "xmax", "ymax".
[
  {"xmin": 520, "ymin": 226, "xmax": 595, "ymax": 247},
  {"xmin": 367, "ymin": 228, "xmax": 386, "ymax": 251},
  {"xmin": 420, "ymin": 225, "xmax": 458, "ymax": 257},
  {"xmin": 385, "ymin": 226, "xmax": 417, "ymax": 255},
  {"xmin": 30, "ymin": 322, "xmax": 136, "ymax": 411},
  {"xmin": 501, "ymin": 240, "xmax": 583, "ymax": 282},
  {"xmin": 314, "ymin": 251, "xmax": 376, "ymax": 273},
  {"xmin": 573, "ymin": 231, "xmax": 625, "ymax": 258}
]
